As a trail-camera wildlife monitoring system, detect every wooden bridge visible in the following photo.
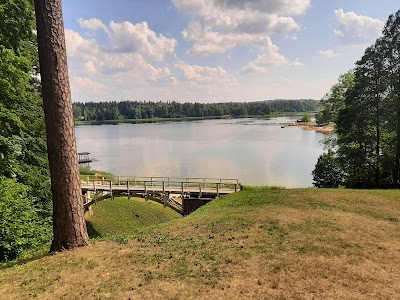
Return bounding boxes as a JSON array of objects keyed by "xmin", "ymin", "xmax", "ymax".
[{"xmin": 81, "ymin": 176, "xmax": 241, "ymax": 215}]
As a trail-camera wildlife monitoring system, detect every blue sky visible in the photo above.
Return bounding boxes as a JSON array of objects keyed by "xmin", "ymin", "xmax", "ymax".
[{"xmin": 62, "ymin": 0, "xmax": 399, "ymax": 102}]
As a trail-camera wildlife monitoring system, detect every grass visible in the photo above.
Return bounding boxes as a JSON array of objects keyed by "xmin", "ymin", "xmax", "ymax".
[
  {"xmin": 1, "ymin": 187, "xmax": 400, "ymax": 299},
  {"xmin": 79, "ymin": 168, "xmax": 113, "ymax": 176},
  {"xmin": 86, "ymin": 197, "xmax": 182, "ymax": 238}
]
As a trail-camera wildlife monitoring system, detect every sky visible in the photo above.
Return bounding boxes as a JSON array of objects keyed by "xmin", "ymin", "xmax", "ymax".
[{"xmin": 61, "ymin": 0, "xmax": 399, "ymax": 103}]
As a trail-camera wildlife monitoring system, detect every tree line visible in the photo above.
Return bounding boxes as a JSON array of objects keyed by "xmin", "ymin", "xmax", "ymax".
[
  {"xmin": 313, "ymin": 9, "xmax": 400, "ymax": 189},
  {"xmin": 73, "ymin": 99, "xmax": 321, "ymax": 121}
]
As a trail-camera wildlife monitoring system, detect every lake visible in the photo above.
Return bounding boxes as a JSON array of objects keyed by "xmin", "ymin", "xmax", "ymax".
[{"xmin": 75, "ymin": 117, "xmax": 327, "ymax": 187}]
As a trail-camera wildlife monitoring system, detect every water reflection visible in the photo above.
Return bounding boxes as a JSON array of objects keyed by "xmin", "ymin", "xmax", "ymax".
[{"xmin": 75, "ymin": 117, "xmax": 326, "ymax": 187}]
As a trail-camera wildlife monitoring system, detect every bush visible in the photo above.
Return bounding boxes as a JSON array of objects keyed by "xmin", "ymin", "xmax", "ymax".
[
  {"xmin": 0, "ymin": 177, "xmax": 52, "ymax": 262},
  {"xmin": 301, "ymin": 113, "xmax": 311, "ymax": 123},
  {"xmin": 312, "ymin": 150, "xmax": 344, "ymax": 188}
]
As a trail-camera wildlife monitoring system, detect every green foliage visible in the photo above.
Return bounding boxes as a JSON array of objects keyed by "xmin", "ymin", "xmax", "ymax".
[
  {"xmin": 314, "ymin": 111, "xmax": 329, "ymax": 125},
  {"xmin": 312, "ymin": 151, "xmax": 343, "ymax": 188},
  {"xmin": 313, "ymin": 9, "xmax": 400, "ymax": 189},
  {"xmin": 300, "ymin": 112, "xmax": 311, "ymax": 122},
  {"xmin": 73, "ymin": 99, "xmax": 321, "ymax": 122},
  {"xmin": 0, "ymin": 0, "xmax": 51, "ymax": 262},
  {"xmin": 0, "ymin": 177, "xmax": 51, "ymax": 262},
  {"xmin": 320, "ymin": 71, "xmax": 355, "ymax": 123},
  {"xmin": 0, "ymin": 0, "xmax": 35, "ymax": 52}
]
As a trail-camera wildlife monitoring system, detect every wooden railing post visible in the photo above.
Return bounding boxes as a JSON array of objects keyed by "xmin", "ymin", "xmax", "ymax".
[
  {"xmin": 182, "ymin": 195, "xmax": 185, "ymax": 215},
  {"xmin": 144, "ymin": 181, "xmax": 147, "ymax": 201},
  {"xmin": 217, "ymin": 183, "xmax": 220, "ymax": 198},
  {"xmin": 199, "ymin": 183, "xmax": 202, "ymax": 198},
  {"xmin": 94, "ymin": 181, "xmax": 97, "ymax": 204},
  {"xmin": 110, "ymin": 181, "xmax": 113, "ymax": 200},
  {"xmin": 127, "ymin": 181, "xmax": 131, "ymax": 199}
]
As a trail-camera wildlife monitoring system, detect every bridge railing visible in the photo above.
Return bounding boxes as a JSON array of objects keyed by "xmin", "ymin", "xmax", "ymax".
[{"xmin": 81, "ymin": 176, "xmax": 241, "ymax": 192}]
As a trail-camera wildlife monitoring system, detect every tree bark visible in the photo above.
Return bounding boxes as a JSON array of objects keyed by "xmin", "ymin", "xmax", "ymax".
[
  {"xmin": 34, "ymin": 0, "xmax": 89, "ymax": 251},
  {"xmin": 395, "ymin": 104, "xmax": 400, "ymax": 187}
]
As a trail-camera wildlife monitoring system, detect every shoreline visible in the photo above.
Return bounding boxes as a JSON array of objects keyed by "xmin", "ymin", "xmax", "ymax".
[
  {"xmin": 283, "ymin": 121, "xmax": 336, "ymax": 134},
  {"xmin": 296, "ymin": 124, "xmax": 335, "ymax": 134},
  {"xmin": 74, "ymin": 112, "xmax": 316, "ymax": 126}
]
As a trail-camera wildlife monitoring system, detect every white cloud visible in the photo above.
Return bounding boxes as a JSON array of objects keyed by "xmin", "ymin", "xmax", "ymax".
[
  {"xmin": 175, "ymin": 63, "xmax": 237, "ymax": 86},
  {"xmin": 174, "ymin": 0, "xmax": 305, "ymax": 35},
  {"xmin": 75, "ymin": 19, "xmax": 177, "ymax": 62},
  {"xmin": 172, "ymin": 0, "xmax": 307, "ymax": 77},
  {"xmin": 183, "ymin": 22, "xmax": 266, "ymax": 55},
  {"xmin": 65, "ymin": 20, "xmax": 179, "ymax": 101},
  {"xmin": 72, "ymin": 76, "xmax": 106, "ymax": 91},
  {"xmin": 334, "ymin": 9, "xmax": 384, "ymax": 45},
  {"xmin": 108, "ymin": 21, "xmax": 177, "ymax": 61},
  {"xmin": 65, "ymin": 29, "xmax": 98, "ymax": 59},
  {"xmin": 212, "ymin": 0, "xmax": 311, "ymax": 15},
  {"xmin": 70, "ymin": 76, "xmax": 109, "ymax": 100},
  {"xmin": 242, "ymin": 37, "xmax": 288, "ymax": 73},
  {"xmin": 318, "ymin": 50, "xmax": 340, "ymax": 58},
  {"xmin": 83, "ymin": 60, "xmax": 97, "ymax": 75},
  {"xmin": 289, "ymin": 58, "xmax": 305, "ymax": 67},
  {"xmin": 174, "ymin": 0, "xmax": 309, "ymax": 58},
  {"xmin": 78, "ymin": 18, "xmax": 109, "ymax": 33}
]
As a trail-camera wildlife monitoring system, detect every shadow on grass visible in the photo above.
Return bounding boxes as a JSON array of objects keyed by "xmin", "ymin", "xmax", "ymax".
[
  {"xmin": 0, "ymin": 250, "xmax": 50, "ymax": 270},
  {"xmin": 86, "ymin": 221, "xmax": 102, "ymax": 239}
]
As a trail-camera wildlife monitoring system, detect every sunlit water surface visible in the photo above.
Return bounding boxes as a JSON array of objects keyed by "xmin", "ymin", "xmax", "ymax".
[{"xmin": 76, "ymin": 117, "xmax": 327, "ymax": 187}]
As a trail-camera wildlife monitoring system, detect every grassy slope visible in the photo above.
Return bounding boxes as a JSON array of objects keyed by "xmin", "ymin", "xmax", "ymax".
[
  {"xmin": 86, "ymin": 197, "xmax": 182, "ymax": 238},
  {"xmin": 1, "ymin": 187, "xmax": 400, "ymax": 299}
]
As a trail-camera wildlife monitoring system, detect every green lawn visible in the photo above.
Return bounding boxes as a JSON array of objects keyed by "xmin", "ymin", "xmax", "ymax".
[{"xmin": 86, "ymin": 197, "xmax": 182, "ymax": 238}]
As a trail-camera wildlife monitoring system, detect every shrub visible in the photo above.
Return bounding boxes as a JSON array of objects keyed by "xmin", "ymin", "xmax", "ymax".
[
  {"xmin": 312, "ymin": 150, "xmax": 344, "ymax": 188},
  {"xmin": 0, "ymin": 177, "xmax": 51, "ymax": 262}
]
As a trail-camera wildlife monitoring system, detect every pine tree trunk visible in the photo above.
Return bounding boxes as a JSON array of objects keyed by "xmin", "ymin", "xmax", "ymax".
[
  {"xmin": 375, "ymin": 96, "xmax": 380, "ymax": 188},
  {"xmin": 395, "ymin": 108, "xmax": 400, "ymax": 187},
  {"xmin": 34, "ymin": 0, "xmax": 90, "ymax": 251}
]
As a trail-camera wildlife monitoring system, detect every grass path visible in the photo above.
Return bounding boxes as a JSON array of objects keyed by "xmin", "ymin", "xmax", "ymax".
[{"xmin": 1, "ymin": 187, "xmax": 400, "ymax": 299}]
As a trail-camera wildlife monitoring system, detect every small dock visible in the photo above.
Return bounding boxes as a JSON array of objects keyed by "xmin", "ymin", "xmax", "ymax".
[
  {"xmin": 78, "ymin": 152, "xmax": 92, "ymax": 164},
  {"xmin": 81, "ymin": 176, "xmax": 241, "ymax": 215}
]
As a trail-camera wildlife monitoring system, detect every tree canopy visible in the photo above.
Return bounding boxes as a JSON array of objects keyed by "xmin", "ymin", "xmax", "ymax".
[
  {"xmin": 313, "ymin": 9, "xmax": 400, "ymax": 189},
  {"xmin": 0, "ymin": 0, "xmax": 51, "ymax": 262}
]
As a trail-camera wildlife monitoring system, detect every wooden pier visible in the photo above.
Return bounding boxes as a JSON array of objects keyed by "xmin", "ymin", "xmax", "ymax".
[
  {"xmin": 78, "ymin": 152, "xmax": 92, "ymax": 164},
  {"xmin": 81, "ymin": 176, "xmax": 241, "ymax": 214}
]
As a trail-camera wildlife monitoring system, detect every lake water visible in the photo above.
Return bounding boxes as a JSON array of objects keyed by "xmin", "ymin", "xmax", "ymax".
[{"xmin": 75, "ymin": 117, "xmax": 327, "ymax": 187}]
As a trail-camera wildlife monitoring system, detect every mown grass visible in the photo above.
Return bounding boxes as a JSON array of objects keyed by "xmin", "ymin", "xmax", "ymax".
[
  {"xmin": 1, "ymin": 187, "xmax": 400, "ymax": 299},
  {"xmin": 86, "ymin": 197, "xmax": 182, "ymax": 239}
]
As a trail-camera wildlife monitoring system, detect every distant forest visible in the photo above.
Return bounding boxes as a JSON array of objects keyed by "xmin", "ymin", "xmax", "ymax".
[{"xmin": 72, "ymin": 99, "xmax": 320, "ymax": 121}]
